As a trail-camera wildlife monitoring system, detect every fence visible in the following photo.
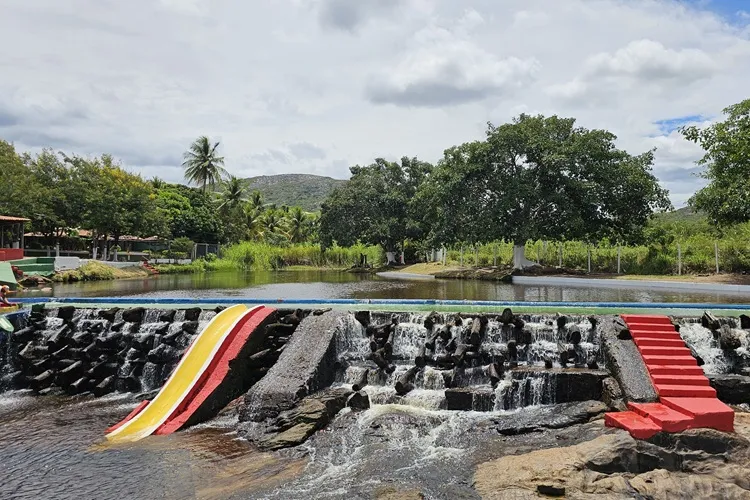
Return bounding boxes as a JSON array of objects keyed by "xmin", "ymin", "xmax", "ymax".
[{"xmin": 434, "ymin": 239, "xmax": 750, "ymax": 275}]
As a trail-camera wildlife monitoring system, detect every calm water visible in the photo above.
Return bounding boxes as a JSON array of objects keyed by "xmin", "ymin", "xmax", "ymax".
[{"xmin": 26, "ymin": 270, "xmax": 750, "ymax": 303}]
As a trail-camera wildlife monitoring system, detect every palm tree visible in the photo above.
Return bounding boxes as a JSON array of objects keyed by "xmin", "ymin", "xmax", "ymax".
[
  {"xmin": 151, "ymin": 177, "xmax": 165, "ymax": 189},
  {"xmin": 261, "ymin": 210, "xmax": 284, "ymax": 236},
  {"xmin": 287, "ymin": 206, "xmax": 309, "ymax": 243},
  {"xmin": 218, "ymin": 175, "xmax": 246, "ymax": 211},
  {"xmin": 244, "ymin": 203, "xmax": 264, "ymax": 241},
  {"xmin": 248, "ymin": 190, "xmax": 264, "ymax": 211},
  {"xmin": 182, "ymin": 136, "xmax": 227, "ymax": 192}
]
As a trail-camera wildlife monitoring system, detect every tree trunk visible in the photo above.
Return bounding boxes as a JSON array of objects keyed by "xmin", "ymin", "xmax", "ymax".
[{"xmin": 512, "ymin": 243, "xmax": 538, "ymax": 270}]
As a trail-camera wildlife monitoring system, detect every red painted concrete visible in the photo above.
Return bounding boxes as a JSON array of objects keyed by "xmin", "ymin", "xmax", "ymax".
[
  {"xmin": 605, "ymin": 314, "xmax": 735, "ymax": 438},
  {"xmin": 154, "ymin": 305, "xmax": 276, "ymax": 435},
  {"xmin": 0, "ymin": 249, "xmax": 23, "ymax": 261}
]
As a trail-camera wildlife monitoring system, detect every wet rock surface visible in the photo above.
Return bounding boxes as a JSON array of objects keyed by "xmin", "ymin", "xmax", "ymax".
[
  {"xmin": 600, "ymin": 316, "xmax": 658, "ymax": 403},
  {"xmin": 493, "ymin": 400, "xmax": 607, "ymax": 436},
  {"xmin": 709, "ymin": 374, "xmax": 750, "ymax": 405}
]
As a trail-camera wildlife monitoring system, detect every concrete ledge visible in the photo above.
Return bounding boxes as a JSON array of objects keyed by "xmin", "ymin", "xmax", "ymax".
[
  {"xmin": 54, "ymin": 256, "xmax": 81, "ymax": 271},
  {"xmin": 513, "ymin": 275, "xmax": 750, "ymax": 295},
  {"xmin": 600, "ymin": 316, "xmax": 658, "ymax": 404}
]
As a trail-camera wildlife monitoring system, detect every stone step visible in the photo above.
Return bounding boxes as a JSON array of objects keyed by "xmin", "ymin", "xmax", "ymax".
[
  {"xmin": 604, "ymin": 411, "xmax": 662, "ymax": 439},
  {"xmin": 642, "ymin": 355, "xmax": 698, "ymax": 366},
  {"xmin": 661, "ymin": 397, "xmax": 734, "ymax": 433},
  {"xmin": 627, "ymin": 402, "xmax": 693, "ymax": 433},
  {"xmin": 651, "ymin": 374, "xmax": 710, "ymax": 387},
  {"xmin": 655, "ymin": 384, "xmax": 717, "ymax": 398},
  {"xmin": 648, "ymin": 365, "xmax": 705, "ymax": 376}
]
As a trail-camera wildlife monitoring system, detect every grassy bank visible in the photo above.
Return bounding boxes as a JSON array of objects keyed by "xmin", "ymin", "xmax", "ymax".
[
  {"xmin": 53, "ymin": 262, "xmax": 149, "ymax": 282},
  {"xmin": 154, "ymin": 242, "xmax": 383, "ymax": 274}
]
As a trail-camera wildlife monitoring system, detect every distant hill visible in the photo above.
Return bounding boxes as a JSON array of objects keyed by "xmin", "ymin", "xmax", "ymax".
[
  {"xmin": 241, "ymin": 174, "xmax": 346, "ymax": 212},
  {"xmin": 654, "ymin": 206, "xmax": 704, "ymax": 223}
]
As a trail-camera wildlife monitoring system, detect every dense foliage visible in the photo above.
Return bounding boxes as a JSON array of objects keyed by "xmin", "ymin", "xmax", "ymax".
[{"xmin": 681, "ymin": 99, "xmax": 750, "ymax": 228}]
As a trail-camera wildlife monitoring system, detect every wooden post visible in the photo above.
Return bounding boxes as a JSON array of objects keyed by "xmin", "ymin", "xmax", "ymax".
[
  {"xmin": 587, "ymin": 247, "xmax": 591, "ymax": 273},
  {"xmin": 617, "ymin": 245, "xmax": 621, "ymax": 274},
  {"xmin": 677, "ymin": 243, "xmax": 682, "ymax": 275},
  {"xmin": 474, "ymin": 245, "xmax": 479, "ymax": 267},
  {"xmin": 558, "ymin": 244, "xmax": 562, "ymax": 268},
  {"xmin": 536, "ymin": 243, "xmax": 541, "ymax": 265},
  {"xmin": 442, "ymin": 246, "xmax": 446, "ymax": 266},
  {"xmin": 715, "ymin": 241, "xmax": 719, "ymax": 274},
  {"xmin": 493, "ymin": 244, "xmax": 497, "ymax": 267},
  {"xmin": 460, "ymin": 245, "xmax": 464, "ymax": 267}
]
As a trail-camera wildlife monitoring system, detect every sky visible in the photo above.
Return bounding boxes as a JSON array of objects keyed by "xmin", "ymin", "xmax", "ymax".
[{"xmin": 1, "ymin": 0, "xmax": 749, "ymax": 207}]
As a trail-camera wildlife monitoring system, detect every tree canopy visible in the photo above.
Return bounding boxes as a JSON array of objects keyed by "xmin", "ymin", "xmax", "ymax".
[
  {"xmin": 681, "ymin": 99, "xmax": 750, "ymax": 228},
  {"xmin": 182, "ymin": 136, "xmax": 227, "ymax": 192}
]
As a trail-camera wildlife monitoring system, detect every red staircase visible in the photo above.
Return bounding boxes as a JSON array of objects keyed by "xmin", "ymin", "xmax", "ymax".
[
  {"xmin": 141, "ymin": 261, "xmax": 159, "ymax": 274},
  {"xmin": 605, "ymin": 314, "xmax": 734, "ymax": 439}
]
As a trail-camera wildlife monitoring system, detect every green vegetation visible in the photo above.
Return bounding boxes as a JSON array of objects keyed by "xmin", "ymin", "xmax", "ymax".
[
  {"xmin": 53, "ymin": 262, "xmax": 148, "ymax": 282},
  {"xmin": 240, "ymin": 174, "xmax": 345, "ymax": 212}
]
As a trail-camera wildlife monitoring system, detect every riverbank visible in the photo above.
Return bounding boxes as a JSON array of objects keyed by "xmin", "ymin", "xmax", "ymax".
[{"xmin": 52, "ymin": 261, "xmax": 150, "ymax": 282}]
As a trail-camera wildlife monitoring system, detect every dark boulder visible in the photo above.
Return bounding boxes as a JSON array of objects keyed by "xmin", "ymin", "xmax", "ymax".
[
  {"xmin": 718, "ymin": 325, "xmax": 743, "ymax": 351},
  {"xmin": 57, "ymin": 306, "xmax": 76, "ymax": 321},
  {"xmin": 181, "ymin": 321, "xmax": 200, "ymax": 335},
  {"xmin": 93, "ymin": 375, "xmax": 115, "ymax": 396},
  {"xmin": 30, "ymin": 369, "xmax": 55, "ymax": 391},
  {"xmin": 12, "ymin": 327, "xmax": 36, "ymax": 343},
  {"xmin": 133, "ymin": 332, "xmax": 156, "ymax": 352},
  {"xmin": 98, "ymin": 308, "xmax": 120, "ymax": 322},
  {"xmin": 158, "ymin": 309, "xmax": 177, "ymax": 323},
  {"xmin": 354, "ymin": 310, "xmax": 371, "ymax": 328},
  {"xmin": 740, "ymin": 314, "xmax": 750, "ymax": 330},
  {"xmin": 701, "ymin": 311, "xmax": 721, "ymax": 331},
  {"xmin": 160, "ymin": 329, "xmax": 183, "ymax": 346},
  {"xmin": 184, "ymin": 307, "xmax": 202, "ymax": 321},
  {"xmin": 67, "ymin": 377, "xmax": 90, "ymax": 395},
  {"xmin": 556, "ymin": 315, "xmax": 568, "ymax": 330},
  {"xmin": 122, "ymin": 307, "xmax": 145, "ymax": 324},
  {"xmin": 499, "ymin": 308, "xmax": 514, "ymax": 325},
  {"xmin": 72, "ymin": 330, "xmax": 94, "ymax": 346},
  {"xmin": 708, "ymin": 374, "xmax": 750, "ymax": 405},
  {"xmin": 147, "ymin": 344, "xmax": 180, "ymax": 364},
  {"xmin": 568, "ymin": 325, "xmax": 582, "ymax": 345},
  {"xmin": 445, "ymin": 387, "xmax": 495, "ymax": 411},
  {"xmin": 347, "ymin": 391, "xmax": 370, "ymax": 411}
]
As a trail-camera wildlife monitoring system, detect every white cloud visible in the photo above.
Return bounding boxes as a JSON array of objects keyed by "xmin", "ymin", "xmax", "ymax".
[{"xmin": 1, "ymin": 0, "xmax": 749, "ymax": 207}]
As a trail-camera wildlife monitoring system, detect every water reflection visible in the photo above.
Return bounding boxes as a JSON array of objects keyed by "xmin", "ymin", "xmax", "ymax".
[{"xmin": 34, "ymin": 270, "xmax": 750, "ymax": 304}]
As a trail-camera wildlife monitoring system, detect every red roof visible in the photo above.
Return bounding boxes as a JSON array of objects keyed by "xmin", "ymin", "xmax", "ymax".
[{"xmin": 0, "ymin": 215, "xmax": 30, "ymax": 222}]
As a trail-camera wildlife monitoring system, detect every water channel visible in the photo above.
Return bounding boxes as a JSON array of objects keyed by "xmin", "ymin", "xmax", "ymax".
[{"xmin": 3, "ymin": 270, "xmax": 750, "ymax": 499}]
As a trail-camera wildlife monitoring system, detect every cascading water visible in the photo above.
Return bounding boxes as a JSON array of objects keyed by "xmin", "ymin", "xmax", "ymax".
[
  {"xmin": 335, "ymin": 312, "xmax": 604, "ymax": 412},
  {"xmin": 677, "ymin": 318, "xmax": 750, "ymax": 375}
]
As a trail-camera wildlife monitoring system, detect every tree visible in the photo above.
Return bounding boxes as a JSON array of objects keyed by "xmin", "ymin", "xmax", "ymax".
[
  {"xmin": 156, "ymin": 184, "xmax": 225, "ymax": 243},
  {"xmin": 286, "ymin": 206, "xmax": 310, "ymax": 243},
  {"xmin": 182, "ymin": 136, "xmax": 227, "ymax": 192},
  {"xmin": 681, "ymin": 99, "xmax": 750, "ymax": 227},
  {"xmin": 218, "ymin": 175, "xmax": 246, "ymax": 211},
  {"xmin": 418, "ymin": 114, "xmax": 671, "ymax": 268},
  {"xmin": 319, "ymin": 157, "xmax": 432, "ymax": 260},
  {"xmin": 0, "ymin": 140, "xmax": 44, "ymax": 220}
]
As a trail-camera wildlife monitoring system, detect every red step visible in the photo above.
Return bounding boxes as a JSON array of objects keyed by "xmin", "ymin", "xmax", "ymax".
[
  {"xmin": 621, "ymin": 315, "xmax": 673, "ymax": 324},
  {"xmin": 651, "ymin": 374, "xmax": 710, "ymax": 386},
  {"xmin": 627, "ymin": 402, "xmax": 692, "ymax": 433},
  {"xmin": 648, "ymin": 365, "xmax": 705, "ymax": 376},
  {"xmin": 654, "ymin": 384, "xmax": 716, "ymax": 398},
  {"xmin": 642, "ymin": 355, "xmax": 698, "ymax": 366},
  {"xmin": 661, "ymin": 398, "xmax": 734, "ymax": 432},
  {"xmin": 628, "ymin": 323, "xmax": 677, "ymax": 332},
  {"xmin": 634, "ymin": 338, "xmax": 686, "ymax": 348},
  {"xmin": 630, "ymin": 332, "xmax": 683, "ymax": 341},
  {"xmin": 605, "ymin": 411, "xmax": 662, "ymax": 439},
  {"xmin": 639, "ymin": 346, "xmax": 692, "ymax": 357}
]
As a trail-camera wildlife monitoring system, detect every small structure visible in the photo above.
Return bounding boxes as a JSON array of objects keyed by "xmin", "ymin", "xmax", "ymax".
[{"xmin": 0, "ymin": 215, "xmax": 29, "ymax": 261}]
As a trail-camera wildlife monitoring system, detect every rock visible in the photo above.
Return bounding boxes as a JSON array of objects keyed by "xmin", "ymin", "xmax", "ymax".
[
  {"xmin": 67, "ymin": 377, "xmax": 89, "ymax": 395},
  {"xmin": 719, "ymin": 325, "xmax": 743, "ymax": 351},
  {"xmin": 30, "ymin": 369, "xmax": 55, "ymax": 390},
  {"xmin": 19, "ymin": 342, "xmax": 47, "ymax": 361},
  {"xmin": 708, "ymin": 374, "xmax": 750, "ymax": 405},
  {"xmin": 98, "ymin": 308, "xmax": 120, "ymax": 322},
  {"xmin": 257, "ymin": 388, "xmax": 352, "ymax": 450},
  {"xmin": 93, "ymin": 375, "xmax": 115, "ymax": 396},
  {"xmin": 600, "ymin": 318, "xmax": 658, "ymax": 403},
  {"xmin": 313, "ymin": 308, "xmax": 332, "ymax": 316},
  {"xmin": 158, "ymin": 309, "xmax": 177, "ymax": 322},
  {"xmin": 147, "ymin": 344, "xmax": 180, "ymax": 364},
  {"xmin": 740, "ymin": 314, "xmax": 750, "ymax": 330},
  {"xmin": 160, "ymin": 329, "xmax": 182, "ymax": 346},
  {"xmin": 71, "ymin": 330, "xmax": 94, "ymax": 346},
  {"xmin": 12, "ymin": 326, "xmax": 36, "ymax": 343},
  {"xmin": 499, "ymin": 308, "xmax": 514, "ymax": 325},
  {"xmin": 95, "ymin": 331, "xmax": 122, "ymax": 350},
  {"xmin": 445, "ymin": 387, "xmax": 495, "ymax": 411},
  {"xmin": 543, "ymin": 356, "xmax": 553, "ymax": 369},
  {"xmin": 1, "ymin": 370, "xmax": 24, "ymax": 389},
  {"xmin": 556, "ymin": 315, "xmax": 567, "ymax": 330},
  {"xmin": 587, "ymin": 357, "xmax": 599, "ymax": 370},
  {"xmin": 568, "ymin": 325, "xmax": 582, "ymax": 345},
  {"xmin": 588, "ymin": 316, "xmax": 598, "ymax": 329},
  {"xmin": 133, "ymin": 332, "xmax": 156, "ymax": 351},
  {"xmin": 601, "ymin": 376, "xmax": 624, "ymax": 409},
  {"xmin": 494, "ymin": 400, "xmax": 607, "ymax": 435},
  {"xmin": 514, "ymin": 327, "xmax": 533, "ymax": 345},
  {"xmin": 181, "ymin": 321, "xmax": 199, "ymax": 335},
  {"xmin": 184, "ymin": 307, "xmax": 202, "ymax": 321},
  {"xmin": 702, "ymin": 311, "xmax": 721, "ymax": 331},
  {"xmin": 122, "ymin": 307, "xmax": 145, "ymax": 324},
  {"xmin": 57, "ymin": 306, "xmax": 76, "ymax": 321},
  {"xmin": 355, "ymin": 310, "xmax": 371, "ymax": 328},
  {"xmin": 347, "ymin": 391, "xmax": 370, "ymax": 411},
  {"xmin": 613, "ymin": 317, "xmax": 631, "ymax": 340},
  {"xmin": 536, "ymin": 484, "xmax": 565, "ymax": 496}
]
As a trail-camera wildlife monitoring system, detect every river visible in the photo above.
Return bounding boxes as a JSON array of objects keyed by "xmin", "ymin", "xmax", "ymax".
[{"xmin": 25, "ymin": 269, "xmax": 750, "ymax": 303}]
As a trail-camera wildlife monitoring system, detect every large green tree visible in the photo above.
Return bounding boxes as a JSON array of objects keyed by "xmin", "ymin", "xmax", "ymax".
[
  {"xmin": 418, "ymin": 114, "xmax": 671, "ymax": 268},
  {"xmin": 681, "ymin": 99, "xmax": 750, "ymax": 227},
  {"xmin": 182, "ymin": 136, "xmax": 227, "ymax": 192},
  {"xmin": 319, "ymin": 157, "xmax": 432, "ymax": 259}
]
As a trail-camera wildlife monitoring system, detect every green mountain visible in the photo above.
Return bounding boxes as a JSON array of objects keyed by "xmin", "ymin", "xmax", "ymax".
[{"xmin": 241, "ymin": 174, "xmax": 346, "ymax": 212}]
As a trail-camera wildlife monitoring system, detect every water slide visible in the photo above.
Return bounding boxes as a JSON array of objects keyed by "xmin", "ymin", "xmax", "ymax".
[{"xmin": 105, "ymin": 303, "xmax": 275, "ymax": 443}]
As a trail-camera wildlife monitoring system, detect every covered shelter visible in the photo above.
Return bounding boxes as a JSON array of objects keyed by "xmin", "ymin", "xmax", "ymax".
[{"xmin": 0, "ymin": 215, "xmax": 29, "ymax": 261}]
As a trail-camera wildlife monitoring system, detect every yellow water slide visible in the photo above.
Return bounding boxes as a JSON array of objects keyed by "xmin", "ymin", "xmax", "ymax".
[{"xmin": 105, "ymin": 304, "xmax": 249, "ymax": 444}]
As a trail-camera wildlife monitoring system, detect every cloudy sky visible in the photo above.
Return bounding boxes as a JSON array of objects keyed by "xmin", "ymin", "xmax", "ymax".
[{"xmin": 1, "ymin": 0, "xmax": 749, "ymax": 206}]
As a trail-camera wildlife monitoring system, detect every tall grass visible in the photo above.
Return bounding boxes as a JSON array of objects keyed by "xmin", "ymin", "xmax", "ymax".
[{"xmin": 441, "ymin": 227, "xmax": 750, "ymax": 275}]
